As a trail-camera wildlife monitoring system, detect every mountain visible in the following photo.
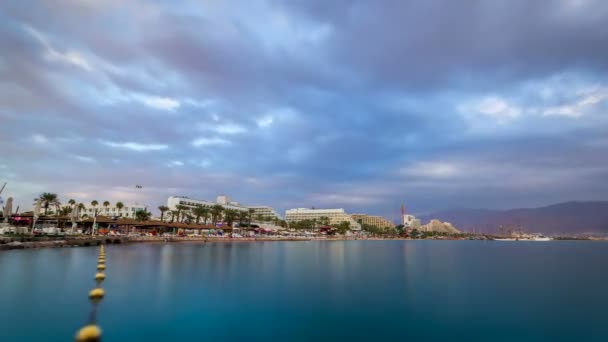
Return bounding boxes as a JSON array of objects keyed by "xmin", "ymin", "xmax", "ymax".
[{"xmin": 418, "ymin": 201, "xmax": 608, "ymax": 235}]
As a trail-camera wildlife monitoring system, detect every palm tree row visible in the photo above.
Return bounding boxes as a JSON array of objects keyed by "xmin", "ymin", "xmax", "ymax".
[{"xmin": 34, "ymin": 193, "xmax": 131, "ymax": 219}]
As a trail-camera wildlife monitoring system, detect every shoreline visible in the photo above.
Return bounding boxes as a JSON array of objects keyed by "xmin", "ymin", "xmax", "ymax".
[{"xmin": 1, "ymin": 235, "xmax": 603, "ymax": 251}]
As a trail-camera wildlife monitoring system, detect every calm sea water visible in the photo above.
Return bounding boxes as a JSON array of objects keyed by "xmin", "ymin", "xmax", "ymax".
[{"xmin": 1, "ymin": 241, "xmax": 607, "ymax": 341}]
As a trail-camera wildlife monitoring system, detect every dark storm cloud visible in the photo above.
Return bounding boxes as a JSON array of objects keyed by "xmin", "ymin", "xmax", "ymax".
[{"xmin": 1, "ymin": 0, "xmax": 608, "ymax": 217}]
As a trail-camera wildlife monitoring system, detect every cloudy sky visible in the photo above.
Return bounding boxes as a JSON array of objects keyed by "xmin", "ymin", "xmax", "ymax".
[{"xmin": 1, "ymin": 0, "xmax": 608, "ymax": 219}]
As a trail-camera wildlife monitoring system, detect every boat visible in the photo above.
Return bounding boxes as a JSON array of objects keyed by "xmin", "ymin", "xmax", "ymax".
[{"xmin": 528, "ymin": 233, "xmax": 552, "ymax": 241}]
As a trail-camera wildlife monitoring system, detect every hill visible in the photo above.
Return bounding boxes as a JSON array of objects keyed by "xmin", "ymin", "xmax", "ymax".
[{"xmin": 419, "ymin": 201, "xmax": 608, "ymax": 235}]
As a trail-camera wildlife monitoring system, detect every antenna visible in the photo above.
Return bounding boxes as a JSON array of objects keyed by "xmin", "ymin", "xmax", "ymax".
[{"xmin": 0, "ymin": 182, "xmax": 6, "ymax": 195}]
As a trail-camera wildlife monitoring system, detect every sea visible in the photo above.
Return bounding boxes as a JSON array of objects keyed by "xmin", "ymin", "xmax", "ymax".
[{"xmin": 1, "ymin": 240, "xmax": 607, "ymax": 341}]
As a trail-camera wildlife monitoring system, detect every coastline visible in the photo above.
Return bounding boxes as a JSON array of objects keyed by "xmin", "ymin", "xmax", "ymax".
[
  {"xmin": 0, "ymin": 235, "xmax": 413, "ymax": 251},
  {"xmin": 1, "ymin": 235, "xmax": 603, "ymax": 252}
]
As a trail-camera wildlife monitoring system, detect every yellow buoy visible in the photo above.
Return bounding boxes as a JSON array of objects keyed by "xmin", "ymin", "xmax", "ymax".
[
  {"xmin": 94, "ymin": 272, "xmax": 105, "ymax": 281},
  {"xmin": 89, "ymin": 288, "xmax": 105, "ymax": 300},
  {"xmin": 75, "ymin": 324, "xmax": 102, "ymax": 342},
  {"xmin": 98, "ymin": 258, "xmax": 105, "ymax": 262},
  {"xmin": 97, "ymin": 264, "xmax": 106, "ymax": 271}
]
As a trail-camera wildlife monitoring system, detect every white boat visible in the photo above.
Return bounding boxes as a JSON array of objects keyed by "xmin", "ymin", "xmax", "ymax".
[{"xmin": 528, "ymin": 234, "xmax": 552, "ymax": 241}]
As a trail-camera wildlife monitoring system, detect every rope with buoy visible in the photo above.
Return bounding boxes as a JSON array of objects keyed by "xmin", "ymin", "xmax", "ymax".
[{"xmin": 75, "ymin": 244, "xmax": 106, "ymax": 342}]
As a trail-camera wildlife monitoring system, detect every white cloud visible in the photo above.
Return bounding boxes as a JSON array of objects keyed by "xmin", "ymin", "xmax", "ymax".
[
  {"xmin": 200, "ymin": 123, "xmax": 246, "ymax": 135},
  {"xmin": 401, "ymin": 161, "xmax": 460, "ymax": 179},
  {"xmin": 167, "ymin": 160, "xmax": 184, "ymax": 167},
  {"xmin": 543, "ymin": 87, "xmax": 608, "ymax": 118},
  {"xmin": 25, "ymin": 25, "xmax": 92, "ymax": 71},
  {"xmin": 73, "ymin": 155, "xmax": 96, "ymax": 163},
  {"xmin": 31, "ymin": 134, "xmax": 49, "ymax": 144},
  {"xmin": 191, "ymin": 137, "xmax": 231, "ymax": 147},
  {"xmin": 101, "ymin": 140, "xmax": 168, "ymax": 151},
  {"xmin": 256, "ymin": 115, "xmax": 274, "ymax": 128},
  {"xmin": 141, "ymin": 96, "xmax": 180, "ymax": 111},
  {"xmin": 465, "ymin": 96, "xmax": 522, "ymax": 122}
]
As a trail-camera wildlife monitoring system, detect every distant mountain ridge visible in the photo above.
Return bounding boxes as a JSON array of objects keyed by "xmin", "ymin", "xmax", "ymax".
[{"xmin": 419, "ymin": 201, "xmax": 608, "ymax": 234}]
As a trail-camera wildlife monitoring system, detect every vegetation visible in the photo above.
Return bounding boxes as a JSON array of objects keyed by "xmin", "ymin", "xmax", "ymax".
[
  {"xmin": 116, "ymin": 202, "xmax": 124, "ymax": 216},
  {"xmin": 170, "ymin": 210, "xmax": 179, "ymax": 223},
  {"xmin": 135, "ymin": 209, "xmax": 152, "ymax": 221},
  {"xmin": 58, "ymin": 206, "xmax": 72, "ymax": 216},
  {"xmin": 36, "ymin": 192, "xmax": 60, "ymax": 215},
  {"xmin": 223, "ymin": 209, "xmax": 239, "ymax": 227},
  {"xmin": 90, "ymin": 200, "xmax": 99, "ymax": 217},
  {"xmin": 103, "ymin": 201, "xmax": 110, "ymax": 214},
  {"xmin": 175, "ymin": 204, "xmax": 189, "ymax": 223},
  {"xmin": 158, "ymin": 205, "xmax": 169, "ymax": 222},
  {"xmin": 211, "ymin": 204, "xmax": 224, "ymax": 225}
]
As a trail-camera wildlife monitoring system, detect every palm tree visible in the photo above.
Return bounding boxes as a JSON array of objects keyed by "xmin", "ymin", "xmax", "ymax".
[
  {"xmin": 211, "ymin": 204, "xmax": 224, "ymax": 226},
  {"xmin": 238, "ymin": 210, "xmax": 248, "ymax": 227},
  {"xmin": 135, "ymin": 209, "xmax": 152, "ymax": 221},
  {"xmin": 91, "ymin": 200, "xmax": 99, "ymax": 216},
  {"xmin": 90, "ymin": 200, "xmax": 99, "ymax": 234},
  {"xmin": 59, "ymin": 206, "xmax": 72, "ymax": 216},
  {"xmin": 192, "ymin": 206, "xmax": 208, "ymax": 224},
  {"xmin": 223, "ymin": 209, "xmax": 238, "ymax": 228},
  {"xmin": 175, "ymin": 204, "xmax": 189, "ymax": 223},
  {"xmin": 247, "ymin": 208, "xmax": 255, "ymax": 227},
  {"xmin": 200, "ymin": 207, "xmax": 211, "ymax": 224},
  {"xmin": 68, "ymin": 199, "xmax": 76, "ymax": 206},
  {"xmin": 158, "ymin": 205, "xmax": 169, "ymax": 222},
  {"xmin": 116, "ymin": 202, "xmax": 124, "ymax": 216},
  {"xmin": 170, "ymin": 210, "xmax": 179, "ymax": 223},
  {"xmin": 37, "ymin": 192, "xmax": 59, "ymax": 215},
  {"xmin": 103, "ymin": 201, "xmax": 110, "ymax": 215}
]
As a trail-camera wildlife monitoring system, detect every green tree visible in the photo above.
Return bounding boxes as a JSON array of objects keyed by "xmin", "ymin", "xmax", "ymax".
[
  {"xmin": 247, "ymin": 208, "xmax": 255, "ymax": 227},
  {"xmin": 319, "ymin": 216, "xmax": 330, "ymax": 226},
  {"xmin": 336, "ymin": 221, "xmax": 351, "ymax": 236},
  {"xmin": 238, "ymin": 210, "xmax": 248, "ymax": 227},
  {"xmin": 59, "ymin": 206, "xmax": 72, "ymax": 216},
  {"xmin": 103, "ymin": 201, "xmax": 110, "ymax": 215},
  {"xmin": 135, "ymin": 209, "xmax": 152, "ymax": 221},
  {"xmin": 91, "ymin": 200, "xmax": 99, "ymax": 217},
  {"xmin": 223, "ymin": 209, "xmax": 239, "ymax": 227},
  {"xmin": 192, "ymin": 206, "xmax": 208, "ymax": 224},
  {"xmin": 158, "ymin": 205, "xmax": 169, "ymax": 222},
  {"xmin": 116, "ymin": 201, "xmax": 124, "ymax": 215},
  {"xmin": 68, "ymin": 199, "xmax": 76, "ymax": 206},
  {"xmin": 175, "ymin": 204, "xmax": 189, "ymax": 223},
  {"xmin": 211, "ymin": 204, "xmax": 224, "ymax": 225},
  {"xmin": 170, "ymin": 210, "xmax": 179, "ymax": 223},
  {"xmin": 37, "ymin": 192, "xmax": 59, "ymax": 215}
]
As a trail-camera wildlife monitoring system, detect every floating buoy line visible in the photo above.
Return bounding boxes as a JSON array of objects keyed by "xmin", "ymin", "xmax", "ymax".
[{"xmin": 75, "ymin": 244, "xmax": 106, "ymax": 342}]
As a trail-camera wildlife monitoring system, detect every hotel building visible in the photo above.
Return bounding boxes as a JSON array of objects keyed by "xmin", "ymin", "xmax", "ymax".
[
  {"xmin": 167, "ymin": 195, "xmax": 281, "ymax": 219},
  {"xmin": 285, "ymin": 208, "xmax": 361, "ymax": 230},
  {"xmin": 84, "ymin": 204, "xmax": 146, "ymax": 218},
  {"xmin": 248, "ymin": 206, "xmax": 281, "ymax": 220},
  {"xmin": 351, "ymin": 214, "xmax": 395, "ymax": 229}
]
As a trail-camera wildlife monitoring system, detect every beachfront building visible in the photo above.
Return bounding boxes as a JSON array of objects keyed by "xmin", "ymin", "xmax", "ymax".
[
  {"xmin": 167, "ymin": 195, "xmax": 280, "ymax": 219},
  {"xmin": 167, "ymin": 195, "xmax": 248, "ymax": 212},
  {"xmin": 84, "ymin": 204, "xmax": 146, "ymax": 218},
  {"xmin": 285, "ymin": 208, "xmax": 362, "ymax": 230},
  {"xmin": 248, "ymin": 206, "xmax": 281, "ymax": 220},
  {"xmin": 351, "ymin": 214, "xmax": 395, "ymax": 229}
]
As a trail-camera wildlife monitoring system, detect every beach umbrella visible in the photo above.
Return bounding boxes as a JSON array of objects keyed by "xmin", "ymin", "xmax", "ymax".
[{"xmin": 2, "ymin": 197, "xmax": 12, "ymax": 223}]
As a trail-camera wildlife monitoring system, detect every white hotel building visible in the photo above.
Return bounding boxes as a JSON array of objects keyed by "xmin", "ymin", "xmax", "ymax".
[
  {"xmin": 285, "ymin": 208, "xmax": 361, "ymax": 230},
  {"xmin": 167, "ymin": 195, "xmax": 281, "ymax": 219},
  {"xmin": 83, "ymin": 204, "xmax": 146, "ymax": 218}
]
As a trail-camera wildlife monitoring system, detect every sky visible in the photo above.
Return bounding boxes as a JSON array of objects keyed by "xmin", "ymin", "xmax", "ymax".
[{"xmin": 1, "ymin": 0, "xmax": 608, "ymax": 220}]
